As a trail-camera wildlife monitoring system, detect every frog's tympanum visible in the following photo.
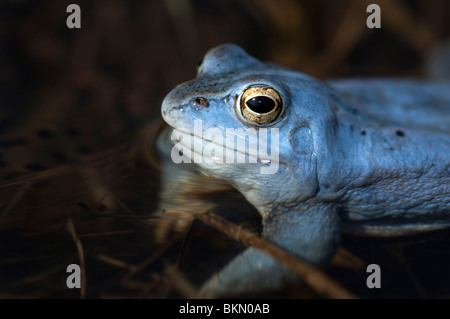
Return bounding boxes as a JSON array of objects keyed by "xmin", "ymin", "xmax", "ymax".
[{"xmin": 160, "ymin": 44, "xmax": 450, "ymax": 297}]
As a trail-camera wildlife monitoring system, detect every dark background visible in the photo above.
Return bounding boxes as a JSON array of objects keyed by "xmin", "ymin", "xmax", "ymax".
[{"xmin": 0, "ymin": 0, "xmax": 449, "ymax": 298}]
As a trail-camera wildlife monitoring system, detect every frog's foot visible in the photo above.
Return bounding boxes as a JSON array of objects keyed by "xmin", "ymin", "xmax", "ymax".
[
  {"xmin": 199, "ymin": 247, "xmax": 295, "ymax": 298},
  {"xmin": 198, "ymin": 204, "xmax": 341, "ymax": 298}
]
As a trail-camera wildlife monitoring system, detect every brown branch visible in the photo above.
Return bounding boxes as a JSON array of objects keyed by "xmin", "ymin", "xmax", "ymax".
[{"xmin": 195, "ymin": 210, "xmax": 358, "ymax": 299}]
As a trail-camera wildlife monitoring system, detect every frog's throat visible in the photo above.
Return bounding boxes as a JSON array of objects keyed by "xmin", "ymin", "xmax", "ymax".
[{"xmin": 171, "ymin": 127, "xmax": 284, "ymax": 166}]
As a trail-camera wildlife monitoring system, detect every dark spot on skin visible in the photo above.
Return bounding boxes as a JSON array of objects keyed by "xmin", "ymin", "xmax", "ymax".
[
  {"xmin": 350, "ymin": 125, "xmax": 354, "ymax": 132},
  {"xmin": 396, "ymin": 130, "xmax": 405, "ymax": 137},
  {"xmin": 77, "ymin": 146, "xmax": 92, "ymax": 154},
  {"xmin": 349, "ymin": 108, "xmax": 359, "ymax": 115},
  {"xmin": 323, "ymin": 183, "xmax": 330, "ymax": 189},
  {"xmin": 25, "ymin": 162, "xmax": 46, "ymax": 172},
  {"xmin": 66, "ymin": 127, "xmax": 80, "ymax": 137},
  {"xmin": 36, "ymin": 129, "xmax": 54, "ymax": 139},
  {"xmin": 361, "ymin": 130, "xmax": 366, "ymax": 136},
  {"xmin": 0, "ymin": 138, "xmax": 28, "ymax": 148},
  {"xmin": 193, "ymin": 97, "xmax": 209, "ymax": 108},
  {"xmin": 389, "ymin": 147, "xmax": 394, "ymax": 151}
]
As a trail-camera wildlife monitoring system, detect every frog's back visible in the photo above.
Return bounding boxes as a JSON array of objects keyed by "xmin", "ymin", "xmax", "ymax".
[
  {"xmin": 328, "ymin": 79, "xmax": 450, "ymax": 133},
  {"xmin": 326, "ymin": 79, "xmax": 450, "ymax": 236}
]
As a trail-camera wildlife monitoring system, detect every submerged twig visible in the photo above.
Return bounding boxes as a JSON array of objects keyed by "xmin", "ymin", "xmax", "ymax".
[
  {"xmin": 164, "ymin": 261, "xmax": 197, "ymax": 298},
  {"xmin": 121, "ymin": 233, "xmax": 184, "ymax": 284},
  {"xmin": 97, "ymin": 254, "xmax": 137, "ymax": 272},
  {"xmin": 0, "ymin": 181, "xmax": 33, "ymax": 222},
  {"xmin": 0, "ymin": 143, "xmax": 130, "ymax": 189}
]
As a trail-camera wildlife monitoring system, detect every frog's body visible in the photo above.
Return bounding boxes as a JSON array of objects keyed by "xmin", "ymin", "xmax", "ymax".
[{"xmin": 160, "ymin": 44, "xmax": 450, "ymax": 297}]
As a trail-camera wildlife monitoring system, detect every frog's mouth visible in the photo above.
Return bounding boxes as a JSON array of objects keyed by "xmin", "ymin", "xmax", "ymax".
[{"xmin": 170, "ymin": 127, "xmax": 282, "ymax": 168}]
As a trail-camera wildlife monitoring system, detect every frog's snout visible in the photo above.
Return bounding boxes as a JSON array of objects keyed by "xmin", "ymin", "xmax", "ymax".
[{"xmin": 161, "ymin": 90, "xmax": 181, "ymax": 125}]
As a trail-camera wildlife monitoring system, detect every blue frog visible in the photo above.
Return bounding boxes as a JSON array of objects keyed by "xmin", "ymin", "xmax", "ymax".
[{"xmin": 159, "ymin": 44, "xmax": 450, "ymax": 297}]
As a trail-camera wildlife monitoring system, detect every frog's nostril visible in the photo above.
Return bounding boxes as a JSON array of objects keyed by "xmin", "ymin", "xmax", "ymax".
[{"xmin": 193, "ymin": 97, "xmax": 209, "ymax": 108}]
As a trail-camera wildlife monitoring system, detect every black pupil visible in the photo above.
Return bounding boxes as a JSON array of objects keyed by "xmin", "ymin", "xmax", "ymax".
[{"xmin": 246, "ymin": 96, "xmax": 276, "ymax": 113}]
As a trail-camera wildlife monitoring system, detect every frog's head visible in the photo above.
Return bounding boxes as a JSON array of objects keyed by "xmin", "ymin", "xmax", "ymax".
[{"xmin": 161, "ymin": 44, "xmax": 340, "ymax": 218}]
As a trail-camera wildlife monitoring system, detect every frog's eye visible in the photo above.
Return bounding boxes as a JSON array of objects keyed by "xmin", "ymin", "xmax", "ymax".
[{"xmin": 239, "ymin": 86, "xmax": 282, "ymax": 125}]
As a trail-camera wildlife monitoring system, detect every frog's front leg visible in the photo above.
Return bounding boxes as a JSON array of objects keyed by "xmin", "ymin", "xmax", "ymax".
[{"xmin": 199, "ymin": 204, "xmax": 341, "ymax": 297}]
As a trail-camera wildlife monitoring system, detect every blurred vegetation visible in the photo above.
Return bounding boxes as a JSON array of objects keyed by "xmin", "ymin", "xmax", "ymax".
[{"xmin": 0, "ymin": 0, "xmax": 449, "ymax": 298}]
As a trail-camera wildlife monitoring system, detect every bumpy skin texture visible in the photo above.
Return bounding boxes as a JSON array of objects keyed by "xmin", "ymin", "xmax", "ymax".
[{"xmin": 160, "ymin": 44, "xmax": 450, "ymax": 297}]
